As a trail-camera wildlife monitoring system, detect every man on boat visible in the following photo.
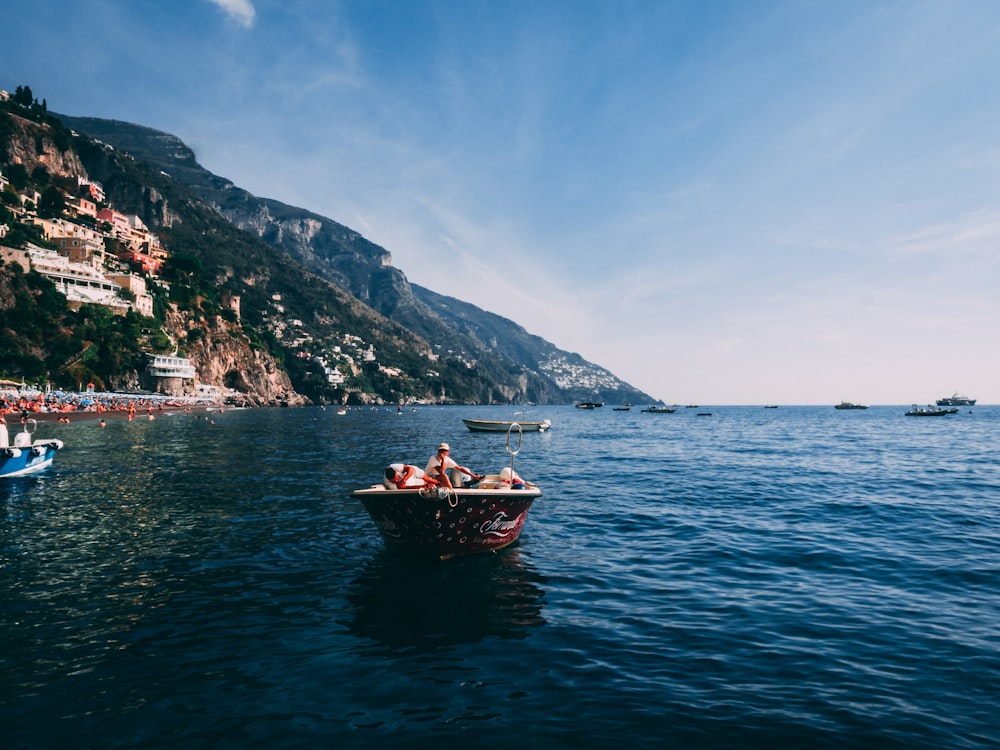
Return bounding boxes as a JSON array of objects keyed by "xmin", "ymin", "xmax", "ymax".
[
  {"xmin": 425, "ymin": 443, "xmax": 483, "ymax": 488},
  {"xmin": 384, "ymin": 463, "xmax": 437, "ymax": 489}
]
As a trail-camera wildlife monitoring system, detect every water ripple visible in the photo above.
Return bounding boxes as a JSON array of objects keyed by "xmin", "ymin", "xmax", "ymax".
[{"xmin": 3, "ymin": 406, "xmax": 999, "ymax": 748}]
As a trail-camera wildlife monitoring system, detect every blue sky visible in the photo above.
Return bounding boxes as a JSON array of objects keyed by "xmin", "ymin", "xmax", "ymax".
[{"xmin": 4, "ymin": 0, "xmax": 999, "ymax": 404}]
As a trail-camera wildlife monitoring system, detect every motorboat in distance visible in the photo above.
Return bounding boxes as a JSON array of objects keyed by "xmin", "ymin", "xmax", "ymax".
[
  {"xmin": 936, "ymin": 393, "xmax": 976, "ymax": 406},
  {"xmin": 906, "ymin": 405, "xmax": 960, "ymax": 416}
]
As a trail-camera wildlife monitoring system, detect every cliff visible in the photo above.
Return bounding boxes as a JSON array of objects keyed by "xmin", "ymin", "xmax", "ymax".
[
  {"xmin": 162, "ymin": 308, "xmax": 305, "ymax": 406},
  {"xmin": 2, "ymin": 110, "xmax": 87, "ymax": 182}
]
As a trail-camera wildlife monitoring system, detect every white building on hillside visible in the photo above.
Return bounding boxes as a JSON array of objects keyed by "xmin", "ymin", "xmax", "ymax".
[{"xmin": 27, "ymin": 245, "xmax": 129, "ymax": 313}]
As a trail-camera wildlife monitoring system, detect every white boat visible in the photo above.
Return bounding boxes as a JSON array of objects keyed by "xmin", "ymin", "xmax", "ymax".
[
  {"xmin": 463, "ymin": 418, "xmax": 551, "ymax": 432},
  {"xmin": 936, "ymin": 393, "xmax": 976, "ymax": 406},
  {"xmin": 1, "ymin": 418, "xmax": 64, "ymax": 478}
]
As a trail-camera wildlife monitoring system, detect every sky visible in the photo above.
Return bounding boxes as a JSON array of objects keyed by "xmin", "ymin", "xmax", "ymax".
[{"xmin": 3, "ymin": 0, "xmax": 999, "ymax": 404}]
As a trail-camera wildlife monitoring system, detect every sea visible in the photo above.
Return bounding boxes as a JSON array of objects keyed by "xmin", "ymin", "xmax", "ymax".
[{"xmin": 2, "ymin": 404, "xmax": 998, "ymax": 749}]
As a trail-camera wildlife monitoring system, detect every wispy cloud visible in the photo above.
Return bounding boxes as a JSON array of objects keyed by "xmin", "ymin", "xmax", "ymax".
[
  {"xmin": 207, "ymin": 0, "xmax": 255, "ymax": 28},
  {"xmin": 885, "ymin": 208, "xmax": 1000, "ymax": 260}
]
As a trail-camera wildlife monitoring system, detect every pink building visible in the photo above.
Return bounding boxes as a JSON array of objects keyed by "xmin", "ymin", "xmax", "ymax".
[
  {"xmin": 68, "ymin": 196, "xmax": 97, "ymax": 218},
  {"xmin": 97, "ymin": 207, "xmax": 131, "ymax": 235}
]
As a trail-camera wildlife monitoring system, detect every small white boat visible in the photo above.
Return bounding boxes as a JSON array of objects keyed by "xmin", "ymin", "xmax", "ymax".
[
  {"xmin": 1, "ymin": 418, "xmax": 64, "ymax": 478},
  {"xmin": 463, "ymin": 418, "xmax": 551, "ymax": 432}
]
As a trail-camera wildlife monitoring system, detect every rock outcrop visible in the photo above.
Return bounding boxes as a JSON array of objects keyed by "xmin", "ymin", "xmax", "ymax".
[
  {"xmin": 159, "ymin": 308, "xmax": 306, "ymax": 406},
  {"xmin": 3, "ymin": 112, "xmax": 87, "ymax": 180}
]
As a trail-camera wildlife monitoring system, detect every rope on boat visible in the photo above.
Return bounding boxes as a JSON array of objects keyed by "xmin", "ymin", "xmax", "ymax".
[{"xmin": 419, "ymin": 485, "xmax": 459, "ymax": 507}]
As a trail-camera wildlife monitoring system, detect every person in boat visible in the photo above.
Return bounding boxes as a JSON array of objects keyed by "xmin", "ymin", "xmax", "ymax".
[
  {"xmin": 425, "ymin": 442, "xmax": 483, "ymax": 488},
  {"xmin": 498, "ymin": 466, "xmax": 533, "ymax": 489},
  {"xmin": 384, "ymin": 463, "xmax": 438, "ymax": 490}
]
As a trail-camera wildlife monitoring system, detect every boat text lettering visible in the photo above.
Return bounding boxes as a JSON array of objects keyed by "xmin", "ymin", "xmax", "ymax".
[{"xmin": 480, "ymin": 511, "xmax": 524, "ymax": 537}]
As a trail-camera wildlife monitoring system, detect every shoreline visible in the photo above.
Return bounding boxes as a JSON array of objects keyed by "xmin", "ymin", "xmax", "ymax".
[{"xmin": 16, "ymin": 405, "xmax": 222, "ymax": 425}]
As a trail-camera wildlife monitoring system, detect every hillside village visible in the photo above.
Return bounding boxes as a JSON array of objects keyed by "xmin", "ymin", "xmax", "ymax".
[{"xmin": 0, "ymin": 87, "xmax": 408, "ymax": 401}]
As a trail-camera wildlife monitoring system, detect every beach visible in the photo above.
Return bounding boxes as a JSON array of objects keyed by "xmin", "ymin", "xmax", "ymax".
[{"xmin": 1, "ymin": 389, "xmax": 223, "ymax": 425}]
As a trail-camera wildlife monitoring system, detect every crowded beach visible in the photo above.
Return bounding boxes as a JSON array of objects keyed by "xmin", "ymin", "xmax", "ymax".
[{"xmin": 0, "ymin": 381, "xmax": 223, "ymax": 424}]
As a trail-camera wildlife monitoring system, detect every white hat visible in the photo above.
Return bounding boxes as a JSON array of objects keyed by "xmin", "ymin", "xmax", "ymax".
[{"xmin": 437, "ymin": 442, "xmax": 450, "ymax": 451}]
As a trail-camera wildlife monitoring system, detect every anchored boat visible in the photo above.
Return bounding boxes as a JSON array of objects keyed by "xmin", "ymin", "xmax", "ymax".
[
  {"xmin": 1, "ymin": 418, "xmax": 64, "ymax": 478},
  {"xmin": 936, "ymin": 393, "xmax": 976, "ymax": 406},
  {"xmin": 462, "ymin": 417, "xmax": 551, "ymax": 432},
  {"xmin": 906, "ymin": 405, "xmax": 959, "ymax": 416}
]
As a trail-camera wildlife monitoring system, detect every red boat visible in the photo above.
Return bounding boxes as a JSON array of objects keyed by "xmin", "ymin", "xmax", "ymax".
[
  {"xmin": 353, "ymin": 423, "xmax": 541, "ymax": 560},
  {"xmin": 351, "ymin": 483, "xmax": 541, "ymax": 560}
]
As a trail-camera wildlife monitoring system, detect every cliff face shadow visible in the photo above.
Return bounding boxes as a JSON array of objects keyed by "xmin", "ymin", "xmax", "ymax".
[{"xmin": 345, "ymin": 547, "xmax": 547, "ymax": 652}]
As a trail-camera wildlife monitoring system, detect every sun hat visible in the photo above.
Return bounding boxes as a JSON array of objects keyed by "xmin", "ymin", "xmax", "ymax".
[{"xmin": 437, "ymin": 442, "xmax": 450, "ymax": 451}]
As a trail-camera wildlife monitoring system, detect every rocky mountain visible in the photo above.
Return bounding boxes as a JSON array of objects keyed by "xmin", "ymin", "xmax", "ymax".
[
  {"xmin": 410, "ymin": 284, "xmax": 642, "ymax": 404},
  {"xmin": 1, "ymin": 102, "xmax": 303, "ymax": 404},
  {"xmin": 43, "ymin": 113, "xmax": 653, "ymax": 404}
]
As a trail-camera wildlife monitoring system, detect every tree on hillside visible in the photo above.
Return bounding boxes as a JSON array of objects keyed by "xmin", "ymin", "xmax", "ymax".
[
  {"xmin": 0, "ymin": 222, "xmax": 47, "ymax": 249},
  {"xmin": 3, "ymin": 163, "xmax": 29, "ymax": 190},
  {"xmin": 13, "ymin": 86, "xmax": 34, "ymax": 107},
  {"xmin": 38, "ymin": 186, "xmax": 65, "ymax": 218}
]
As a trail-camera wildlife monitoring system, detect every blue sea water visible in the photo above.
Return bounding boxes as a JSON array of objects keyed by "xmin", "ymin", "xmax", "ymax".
[{"xmin": 2, "ymin": 404, "xmax": 998, "ymax": 749}]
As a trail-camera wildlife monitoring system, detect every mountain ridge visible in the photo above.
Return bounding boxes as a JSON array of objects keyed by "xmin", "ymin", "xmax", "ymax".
[{"xmin": 56, "ymin": 114, "xmax": 655, "ymax": 405}]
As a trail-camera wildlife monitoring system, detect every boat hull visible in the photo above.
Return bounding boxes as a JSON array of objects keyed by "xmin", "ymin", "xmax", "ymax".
[
  {"xmin": 352, "ymin": 486, "xmax": 541, "ymax": 559},
  {"xmin": 0, "ymin": 442, "xmax": 62, "ymax": 478},
  {"xmin": 936, "ymin": 396, "xmax": 976, "ymax": 406},
  {"xmin": 462, "ymin": 419, "xmax": 550, "ymax": 432}
]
